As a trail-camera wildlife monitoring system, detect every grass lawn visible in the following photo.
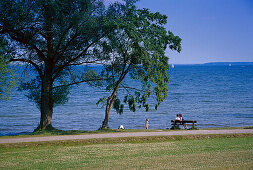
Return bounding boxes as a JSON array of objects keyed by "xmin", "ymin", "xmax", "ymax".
[{"xmin": 1, "ymin": 135, "xmax": 253, "ymax": 169}]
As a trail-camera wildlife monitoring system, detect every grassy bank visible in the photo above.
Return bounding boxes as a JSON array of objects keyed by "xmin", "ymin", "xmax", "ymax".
[{"xmin": 1, "ymin": 134, "xmax": 253, "ymax": 169}]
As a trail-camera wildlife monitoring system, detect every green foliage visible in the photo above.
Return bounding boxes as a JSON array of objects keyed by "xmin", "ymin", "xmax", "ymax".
[
  {"xmin": 0, "ymin": 0, "xmax": 123, "ymax": 118},
  {"xmin": 0, "ymin": 38, "xmax": 16, "ymax": 100},
  {"xmin": 18, "ymin": 67, "xmax": 75, "ymax": 109},
  {"xmin": 0, "ymin": 56, "xmax": 16, "ymax": 101},
  {"xmin": 168, "ymin": 31, "xmax": 182, "ymax": 52},
  {"xmin": 81, "ymin": 68, "xmax": 103, "ymax": 87},
  {"xmin": 99, "ymin": 1, "xmax": 182, "ymax": 114},
  {"xmin": 123, "ymin": 93, "xmax": 149, "ymax": 112},
  {"xmin": 18, "ymin": 77, "xmax": 41, "ymax": 106},
  {"xmin": 113, "ymin": 98, "xmax": 124, "ymax": 114},
  {"xmin": 96, "ymin": 96, "xmax": 108, "ymax": 106}
]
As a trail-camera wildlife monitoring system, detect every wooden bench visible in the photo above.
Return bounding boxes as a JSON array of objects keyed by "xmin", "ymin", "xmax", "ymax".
[{"xmin": 171, "ymin": 120, "xmax": 197, "ymax": 129}]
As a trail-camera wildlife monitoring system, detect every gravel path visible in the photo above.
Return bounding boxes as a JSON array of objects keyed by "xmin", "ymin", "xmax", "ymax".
[{"xmin": 0, "ymin": 129, "xmax": 252, "ymax": 144}]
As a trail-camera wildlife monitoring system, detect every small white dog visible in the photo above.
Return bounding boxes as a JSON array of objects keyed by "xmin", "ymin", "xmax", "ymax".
[{"xmin": 118, "ymin": 125, "xmax": 125, "ymax": 129}]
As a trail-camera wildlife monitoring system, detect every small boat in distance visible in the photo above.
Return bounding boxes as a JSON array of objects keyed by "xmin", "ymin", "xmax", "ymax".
[
  {"xmin": 171, "ymin": 64, "xmax": 175, "ymax": 68},
  {"xmin": 229, "ymin": 64, "xmax": 232, "ymax": 66}
]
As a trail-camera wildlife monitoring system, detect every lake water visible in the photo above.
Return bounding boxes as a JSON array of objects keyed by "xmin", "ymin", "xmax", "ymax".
[{"xmin": 0, "ymin": 65, "xmax": 253, "ymax": 135}]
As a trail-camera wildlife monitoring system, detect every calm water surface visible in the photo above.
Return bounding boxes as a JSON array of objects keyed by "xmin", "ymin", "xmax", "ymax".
[{"xmin": 0, "ymin": 65, "xmax": 252, "ymax": 135}]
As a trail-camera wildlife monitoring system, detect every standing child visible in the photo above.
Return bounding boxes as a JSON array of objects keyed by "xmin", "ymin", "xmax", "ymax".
[{"xmin": 145, "ymin": 119, "xmax": 150, "ymax": 129}]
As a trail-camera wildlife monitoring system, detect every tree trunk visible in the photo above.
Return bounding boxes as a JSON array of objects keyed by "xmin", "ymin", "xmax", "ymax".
[
  {"xmin": 39, "ymin": 66, "xmax": 54, "ymax": 130},
  {"xmin": 37, "ymin": 1, "xmax": 55, "ymax": 131},
  {"xmin": 102, "ymin": 94, "xmax": 116, "ymax": 129},
  {"xmin": 101, "ymin": 66, "xmax": 130, "ymax": 129},
  {"xmin": 101, "ymin": 74, "xmax": 127, "ymax": 129}
]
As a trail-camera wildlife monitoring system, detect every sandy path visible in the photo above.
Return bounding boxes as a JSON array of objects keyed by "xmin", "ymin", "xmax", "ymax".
[{"xmin": 0, "ymin": 129, "xmax": 252, "ymax": 144}]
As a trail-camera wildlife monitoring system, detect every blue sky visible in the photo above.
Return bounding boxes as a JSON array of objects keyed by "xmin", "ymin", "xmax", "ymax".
[{"xmin": 106, "ymin": 0, "xmax": 253, "ymax": 64}]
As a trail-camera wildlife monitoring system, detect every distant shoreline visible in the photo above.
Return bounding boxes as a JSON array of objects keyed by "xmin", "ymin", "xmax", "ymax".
[
  {"xmin": 203, "ymin": 62, "xmax": 253, "ymax": 65},
  {"xmin": 171, "ymin": 62, "xmax": 253, "ymax": 66}
]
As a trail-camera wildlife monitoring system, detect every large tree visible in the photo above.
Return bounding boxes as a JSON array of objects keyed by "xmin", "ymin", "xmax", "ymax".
[
  {"xmin": 0, "ymin": 0, "xmax": 122, "ymax": 130},
  {"xmin": 98, "ymin": 2, "xmax": 182, "ymax": 129}
]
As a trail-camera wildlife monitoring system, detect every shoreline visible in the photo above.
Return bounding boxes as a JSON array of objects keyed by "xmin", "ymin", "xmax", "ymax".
[{"xmin": 1, "ymin": 126, "xmax": 252, "ymax": 138}]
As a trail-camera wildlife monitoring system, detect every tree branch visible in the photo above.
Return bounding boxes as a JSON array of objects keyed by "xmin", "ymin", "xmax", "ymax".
[
  {"xmin": 7, "ymin": 30, "xmax": 46, "ymax": 62},
  {"xmin": 52, "ymin": 77, "xmax": 108, "ymax": 89},
  {"xmin": 10, "ymin": 58, "xmax": 43, "ymax": 79},
  {"xmin": 52, "ymin": 30, "xmax": 111, "ymax": 81},
  {"xmin": 54, "ymin": 8, "xmax": 97, "ymax": 64},
  {"xmin": 67, "ymin": 60, "xmax": 106, "ymax": 66}
]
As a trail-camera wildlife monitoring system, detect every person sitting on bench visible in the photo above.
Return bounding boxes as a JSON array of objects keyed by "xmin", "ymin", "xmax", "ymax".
[
  {"xmin": 179, "ymin": 114, "xmax": 188, "ymax": 129},
  {"xmin": 175, "ymin": 114, "xmax": 180, "ymax": 121}
]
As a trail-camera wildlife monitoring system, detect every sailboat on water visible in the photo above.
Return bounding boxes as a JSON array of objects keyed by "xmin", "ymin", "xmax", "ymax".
[{"xmin": 171, "ymin": 64, "xmax": 175, "ymax": 68}]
